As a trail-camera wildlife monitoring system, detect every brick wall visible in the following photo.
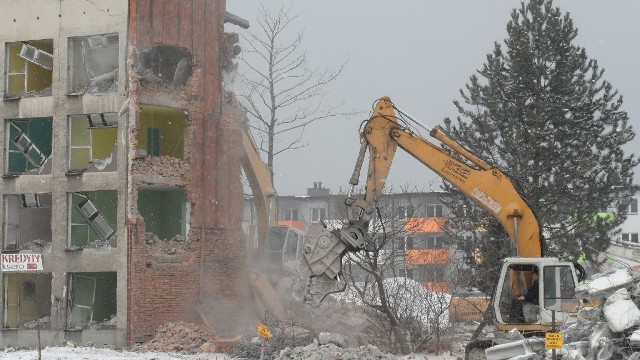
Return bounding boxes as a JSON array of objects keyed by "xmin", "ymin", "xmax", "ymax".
[
  {"xmin": 127, "ymin": 0, "xmax": 249, "ymax": 344},
  {"xmin": 127, "ymin": 217, "xmax": 201, "ymax": 343}
]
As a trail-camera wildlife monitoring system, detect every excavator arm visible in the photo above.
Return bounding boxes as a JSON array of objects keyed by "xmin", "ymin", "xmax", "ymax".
[
  {"xmin": 363, "ymin": 97, "xmax": 542, "ymax": 257},
  {"xmin": 241, "ymin": 126, "xmax": 276, "ymax": 255},
  {"xmin": 296, "ymin": 97, "xmax": 542, "ymax": 305}
]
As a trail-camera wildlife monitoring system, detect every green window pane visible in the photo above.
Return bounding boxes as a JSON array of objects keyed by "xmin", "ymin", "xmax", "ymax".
[
  {"xmin": 8, "ymin": 152, "xmax": 27, "ymax": 173},
  {"xmin": 69, "ymin": 306, "xmax": 91, "ymax": 328},
  {"xmin": 7, "ymin": 74, "xmax": 25, "ymax": 95},
  {"xmin": 72, "ymin": 276, "xmax": 96, "ymax": 306},
  {"xmin": 70, "ymin": 224, "xmax": 89, "ymax": 247},
  {"xmin": 70, "ymin": 148, "xmax": 91, "ymax": 169},
  {"xmin": 147, "ymin": 128, "xmax": 161, "ymax": 156},
  {"xmin": 70, "ymin": 116, "xmax": 91, "ymax": 146},
  {"xmin": 92, "ymin": 127, "xmax": 117, "ymax": 159}
]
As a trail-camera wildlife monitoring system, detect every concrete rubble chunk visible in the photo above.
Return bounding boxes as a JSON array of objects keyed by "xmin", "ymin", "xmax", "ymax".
[
  {"xmin": 558, "ymin": 348, "xmax": 587, "ymax": 360},
  {"xmin": 603, "ymin": 288, "xmax": 640, "ymax": 332},
  {"xmin": 274, "ymin": 342, "xmax": 396, "ymax": 360},
  {"xmin": 589, "ymin": 323, "xmax": 612, "ymax": 356},
  {"xmin": 594, "ymin": 337, "xmax": 613, "ymax": 360},
  {"xmin": 318, "ymin": 332, "xmax": 347, "ymax": 348},
  {"xmin": 484, "ymin": 340, "xmax": 532, "ymax": 360},
  {"xmin": 562, "ymin": 341, "xmax": 589, "ymax": 358},
  {"xmin": 630, "ymin": 329, "xmax": 640, "ymax": 346},
  {"xmin": 575, "ymin": 269, "xmax": 634, "ymax": 299}
]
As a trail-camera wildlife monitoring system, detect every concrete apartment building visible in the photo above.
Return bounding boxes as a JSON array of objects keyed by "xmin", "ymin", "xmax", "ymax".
[
  {"xmin": 606, "ymin": 190, "xmax": 640, "ymax": 269},
  {"xmin": 1, "ymin": 0, "xmax": 250, "ymax": 348}
]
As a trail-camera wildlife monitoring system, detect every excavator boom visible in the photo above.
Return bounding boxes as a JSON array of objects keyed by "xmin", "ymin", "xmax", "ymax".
[{"xmin": 360, "ymin": 97, "xmax": 542, "ymax": 257}]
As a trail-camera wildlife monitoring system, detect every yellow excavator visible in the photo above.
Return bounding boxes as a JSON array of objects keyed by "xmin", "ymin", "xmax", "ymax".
[{"xmin": 296, "ymin": 97, "xmax": 584, "ymax": 356}]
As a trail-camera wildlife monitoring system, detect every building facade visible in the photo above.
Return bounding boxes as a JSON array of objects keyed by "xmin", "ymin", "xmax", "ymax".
[{"xmin": 1, "ymin": 0, "xmax": 250, "ymax": 348}]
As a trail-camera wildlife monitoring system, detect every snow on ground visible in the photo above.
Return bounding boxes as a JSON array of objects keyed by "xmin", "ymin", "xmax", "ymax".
[
  {"xmin": 0, "ymin": 347, "xmax": 463, "ymax": 360},
  {"xmin": 0, "ymin": 347, "xmax": 231, "ymax": 360}
]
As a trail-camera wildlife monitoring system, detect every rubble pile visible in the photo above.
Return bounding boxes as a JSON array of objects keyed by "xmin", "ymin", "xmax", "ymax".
[
  {"xmin": 136, "ymin": 321, "xmax": 217, "ymax": 354},
  {"xmin": 145, "ymin": 233, "xmax": 189, "ymax": 255},
  {"xmin": 132, "ymin": 155, "xmax": 190, "ymax": 181},
  {"xmin": 556, "ymin": 267, "xmax": 640, "ymax": 359},
  {"xmin": 484, "ymin": 267, "xmax": 640, "ymax": 359},
  {"xmin": 274, "ymin": 334, "xmax": 396, "ymax": 360}
]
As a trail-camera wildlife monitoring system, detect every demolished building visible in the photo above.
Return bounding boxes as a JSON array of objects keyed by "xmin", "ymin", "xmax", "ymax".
[{"xmin": 0, "ymin": 0, "xmax": 249, "ymax": 348}]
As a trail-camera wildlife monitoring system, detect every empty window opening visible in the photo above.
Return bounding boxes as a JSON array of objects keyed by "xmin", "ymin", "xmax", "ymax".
[
  {"xmin": 5, "ymin": 40, "xmax": 53, "ymax": 98},
  {"xmin": 67, "ymin": 272, "xmax": 116, "ymax": 330},
  {"xmin": 5, "ymin": 118, "xmax": 53, "ymax": 175},
  {"xmin": 69, "ymin": 114, "xmax": 118, "ymax": 171},
  {"xmin": 69, "ymin": 191, "xmax": 117, "ymax": 248},
  {"xmin": 397, "ymin": 205, "xmax": 414, "ymax": 220},
  {"xmin": 626, "ymin": 198, "xmax": 638, "ymax": 215},
  {"xmin": 3, "ymin": 273, "xmax": 52, "ymax": 329},
  {"xmin": 68, "ymin": 34, "xmax": 119, "ymax": 94},
  {"xmin": 136, "ymin": 46, "xmax": 192, "ymax": 86},
  {"xmin": 310, "ymin": 207, "xmax": 326, "ymax": 223},
  {"xmin": 3, "ymin": 194, "xmax": 52, "ymax": 251},
  {"xmin": 136, "ymin": 105, "xmax": 186, "ymax": 160},
  {"xmin": 138, "ymin": 188, "xmax": 189, "ymax": 243},
  {"xmin": 283, "ymin": 208, "xmax": 298, "ymax": 221},
  {"xmin": 621, "ymin": 233, "xmax": 639, "ymax": 243},
  {"xmin": 426, "ymin": 204, "xmax": 443, "ymax": 217}
]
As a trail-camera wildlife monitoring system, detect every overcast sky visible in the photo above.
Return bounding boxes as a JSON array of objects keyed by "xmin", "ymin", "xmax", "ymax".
[{"xmin": 226, "ymin": 1, "xmax": 640, "ymax": 196}]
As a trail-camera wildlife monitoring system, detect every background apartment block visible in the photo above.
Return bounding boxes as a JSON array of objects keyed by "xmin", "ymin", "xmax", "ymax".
[
  {"xmin": 244, "ymin": 183, "xmax": 456, "ymax": 292},
  {"xmin": 1, "ymin": 0, "xmax": 249, "ymax": 348}
]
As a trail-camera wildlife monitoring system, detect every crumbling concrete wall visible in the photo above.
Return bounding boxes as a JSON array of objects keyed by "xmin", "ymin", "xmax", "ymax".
[{"xmin": 126, "ymin": 0, "xmax": 249, "ymax": 344}]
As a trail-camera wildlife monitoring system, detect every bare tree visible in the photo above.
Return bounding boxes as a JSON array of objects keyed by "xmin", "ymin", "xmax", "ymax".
[
  {"xmin": 330, "ymin": 190, "xmax": 452, "ymax": 355},
  {"xmin": 239, "ymin": 3, "xmax": 347, "ymax": 183}
]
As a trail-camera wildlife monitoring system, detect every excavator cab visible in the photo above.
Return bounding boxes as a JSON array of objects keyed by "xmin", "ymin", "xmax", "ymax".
[
  {"xmin": 264, "ymin": 225, "xmax": 305, "ymax": 273},
  {"xmin": 494, "ymin": 258, "xmax": 580, "ymax": 330}
]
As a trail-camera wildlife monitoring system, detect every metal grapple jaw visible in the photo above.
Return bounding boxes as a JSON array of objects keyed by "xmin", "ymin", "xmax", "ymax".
[{"xmin": 292, "ymin": 222, "xmax": 368, "ymax": 307}]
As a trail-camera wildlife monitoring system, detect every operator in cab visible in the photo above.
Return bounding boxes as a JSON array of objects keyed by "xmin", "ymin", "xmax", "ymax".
[{"xmin": 517, "ymin": 268, "xmax": 539, "ymax": 305}]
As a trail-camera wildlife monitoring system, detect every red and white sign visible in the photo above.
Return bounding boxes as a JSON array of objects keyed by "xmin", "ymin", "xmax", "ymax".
[{"xmin": 1, "ymin": 254, "xmax": 43, "ymax": 272}]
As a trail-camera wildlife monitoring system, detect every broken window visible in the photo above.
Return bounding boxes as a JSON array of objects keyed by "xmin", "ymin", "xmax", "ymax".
[
  {"xmin": 136, "ymin": 105, "xmax": 186, "ymax": 159},
  {"xmin": 69, "ymin": 113, "xmax": 118, "ymax": 172},
  {"xmin": 69, "ymin": 191, "xmax": 117, "ymax": 248},
  {"xmin": 5, "ymin": 118, "xmax": 53, "ymax": 175},
  {"xmin": 135, "ymin": 46, "xmax": 192, "ymax": 86},
  {"xmin": 67, "ymin": 272, "xmax": 116, "ymax": 330},
  {"xmin": 68, "ymin": 34, "xmax": 119, "ymax": 94},
  {"xmin": 5, "ymin": 40, "xmax": 53, "ymax": 98},
  {"xmin": 3, "ymin": 194, "xmax": 52, "ymax": 251},
  {"xmin": 3, "ymin": 273, "xmax": 52, "ymax": 329},
  {"xmin": 138, "ymin": 188, "xmax": 189, "ymax": 241}
]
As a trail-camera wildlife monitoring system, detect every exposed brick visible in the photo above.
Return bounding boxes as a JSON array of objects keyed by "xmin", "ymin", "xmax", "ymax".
[{"xmin": 127, "ymin": 0, "xmax": 249, "ymax": 346}]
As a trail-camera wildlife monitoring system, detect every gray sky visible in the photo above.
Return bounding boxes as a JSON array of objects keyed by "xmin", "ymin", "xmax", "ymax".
[{"xmin": 226, "ymin": 1, "xmax": 640, "ymax": 196}]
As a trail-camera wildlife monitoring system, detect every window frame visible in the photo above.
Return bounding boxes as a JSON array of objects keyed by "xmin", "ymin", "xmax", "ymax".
[
  {"xmin": 628, "ymin": 198, "xmax": 638, "ymax": 215},
  {"xmin": 426, "ymin": 204, "xmax": 443, "ymax": 217},
  {"xmin": 283, "ymin": 208, "xmax": 299, "ymax": 221},
  {"xmin": 310, "ymin": 207, "xmax": 326, "ymax": 223}
]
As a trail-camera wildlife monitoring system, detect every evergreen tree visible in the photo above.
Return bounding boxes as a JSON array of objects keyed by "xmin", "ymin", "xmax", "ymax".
[{"xmin": 444, "ymin": 0, "xmax": 638, "ymax": 288}]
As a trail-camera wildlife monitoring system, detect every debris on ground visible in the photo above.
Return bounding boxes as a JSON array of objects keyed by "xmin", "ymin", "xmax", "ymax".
[
  {"xmin": 145, "ymin": 232, "xmax": 189, "ymax": 255},
  {"xmin": 483, "ymin": 266, "xmax": 640, "ymax": 359},
  {"xmin": 132, "ymin": 155, "xmax": 191, "ymax": 181},
  {"xmin": 275, "ymin": 340, "xmax": 396, "ymax": 360},
  {"xmin": 135, "ymin": 321, "xmax": 217, "ymax": 354}
]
